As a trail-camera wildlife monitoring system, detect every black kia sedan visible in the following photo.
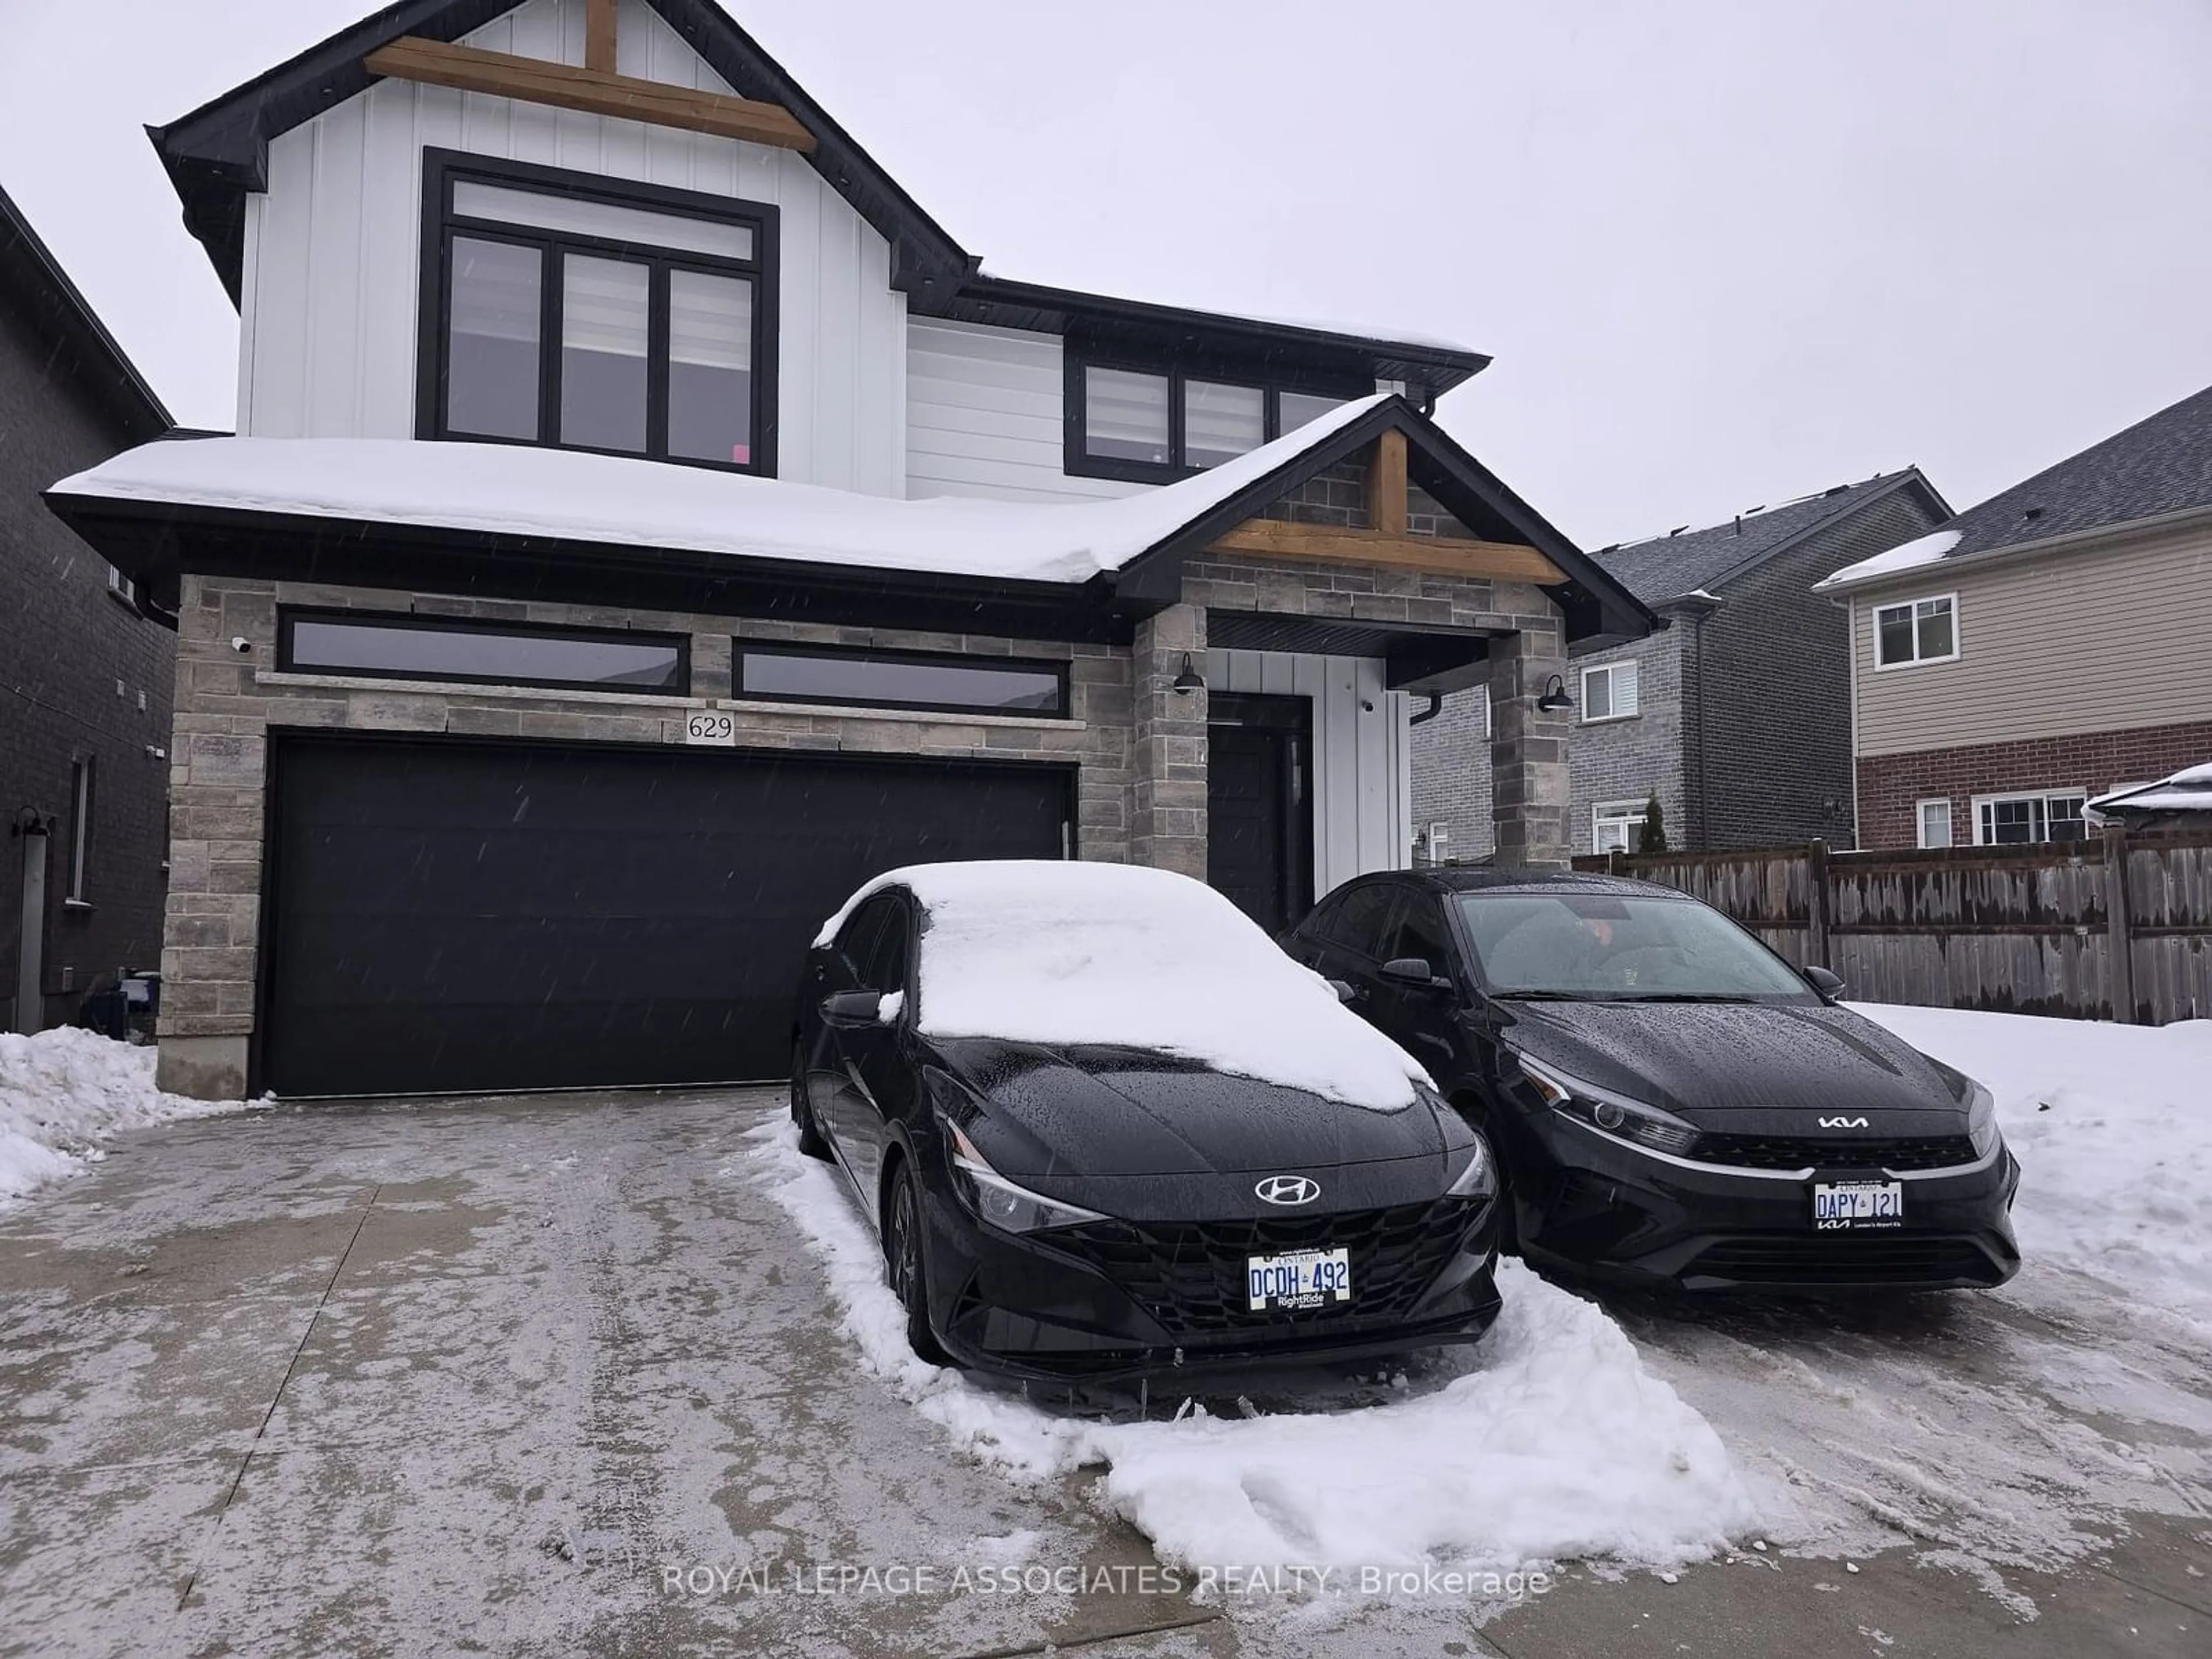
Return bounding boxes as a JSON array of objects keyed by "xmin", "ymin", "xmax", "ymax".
[
  {"xmin": 790, "ymin": 860, "xmax": 1503, "ymax": 1380},
  {"xmin": 1282, "ymin": 869, "xmax": 2021, "ymax": 1293}
]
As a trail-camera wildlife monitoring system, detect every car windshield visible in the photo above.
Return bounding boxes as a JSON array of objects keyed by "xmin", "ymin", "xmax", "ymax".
[{"xmin": 1453, "ymin": 891, "xmax": 1813, "ymax": 1001}]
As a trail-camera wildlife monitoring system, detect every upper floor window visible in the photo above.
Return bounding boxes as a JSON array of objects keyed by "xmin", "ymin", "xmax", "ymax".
[
  {"xmin": 1873, "ymin": 593, "xmax": 1957, "ymax": 668},
  {"xmin": 1581, "ymin": 660, "xmax": 1639, "ymax": 723},
  {"xmin": 420, "ymin": 151, "xmax": 777, "ymax": 474},
  {"xmin": 1065, "ymin": 353, "xmax": 1365, "ymax": 483}
]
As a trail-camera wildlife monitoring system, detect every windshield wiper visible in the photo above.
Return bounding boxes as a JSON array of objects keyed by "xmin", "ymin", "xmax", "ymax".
[
  {"xmin": 1490, "ymin": 990, "xmax": 1619, "ymax": 1002},
  {"xmin": 1609, "ymin": 992, "xmax": 1767, "ymax": 1004}
]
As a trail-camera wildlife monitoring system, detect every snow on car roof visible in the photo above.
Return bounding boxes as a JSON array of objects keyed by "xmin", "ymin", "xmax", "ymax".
[
  {"xmin": 817, "ymin": 861, "xmax": 1426, "ymax": 1109},
  {"xmin": 50, "ymin": 396, "xmax": 1387, "ymax": 587}
]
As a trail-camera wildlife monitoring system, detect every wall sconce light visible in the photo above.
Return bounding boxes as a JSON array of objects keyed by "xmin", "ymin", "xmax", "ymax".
[
  {"xmin": 1535, "ymin": 674, "xmax": 1573, "ymax": 713},
  {"xmin": 1171, "ymin": 653, "xmax": 1206, "ymax": 694}
]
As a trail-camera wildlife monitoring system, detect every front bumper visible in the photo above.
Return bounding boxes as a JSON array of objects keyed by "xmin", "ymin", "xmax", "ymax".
[
  {"xmin": 921, "ymin": 1188, "xmax": 1504, "ymax": 1382},
  {"xmin": 1518, "ymin": 1116, "xmax": 2021, "ymax": 1292}
]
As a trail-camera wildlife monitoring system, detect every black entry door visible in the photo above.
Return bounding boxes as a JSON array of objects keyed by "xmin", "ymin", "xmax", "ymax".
[
  {"xmin": 1206, "ymin": 693, "xmax": 1313, "ymax": 935},
  {"xmin": 260, "ymin": 735, "xmax": 1068, "ymax": 1096}
]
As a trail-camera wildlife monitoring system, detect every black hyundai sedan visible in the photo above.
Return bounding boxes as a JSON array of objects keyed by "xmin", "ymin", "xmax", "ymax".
[
  {"xmin": 790, "ymin": 860, "xmax": 1503, "ymax": 1380},
  {"xmin": 1282, "ymin": 869, "xmax": 2021, "ymax": 1293}
]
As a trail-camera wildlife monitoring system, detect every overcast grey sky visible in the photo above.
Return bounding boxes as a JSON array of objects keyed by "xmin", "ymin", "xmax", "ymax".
[{"xmin": 5, "ymin": 0, "xmax": 2210, "ymax": 547}]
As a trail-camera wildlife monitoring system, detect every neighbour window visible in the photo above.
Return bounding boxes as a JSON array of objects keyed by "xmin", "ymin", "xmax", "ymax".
[
  {"xmin": 1974, "ymin": 790, "xmax": 2088, "ymax": 846},
  {"xmin": 423, "ymin": 151, "xmax": 774, "ymax": 473},
  {"xmin": 1592, "ymin": 798, "xmax": 1649, "ymax": 855},
  {"xmin": 1916, "ymin": 798, "xmax": 1953, "ymax": 849},
  {"xmin": 734, "ymin": 645, "xmax": 1067, "ymax": 717},
  {"xmin": 1873, "ymin": 594, "xmax": 1958, "ymax": 668},
  {"xmin": 281, "ymin": 611, "xmax": 687, "ymax": 694},
  {"xmin": 105, "ymin": 565, "xmax": 135, "ymax": 606},
  {"xmin": 1066, "ymin": 353, "xmax": 1365, "ymax": 481},
  {"xmin": 66, "ymin": 758, "xmax": 93, "ymax": 903},
  {"xmin": 1315, "ymin": 882, "xmax": 1399, "ymax": 957},
  {"xmin": 1581, "ymin": 661, "xmax": 1639, "ymax": 723}
]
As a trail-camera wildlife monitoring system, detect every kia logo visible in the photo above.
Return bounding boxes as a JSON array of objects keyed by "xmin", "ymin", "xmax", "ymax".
[
  {"xmin": 1255, "ymin": 1175, "xmax": 1321, "ymax": 1206},
  {"xmin": 1817, "ymin": 1116, "xmax": 1870, "ymax": 1129}
]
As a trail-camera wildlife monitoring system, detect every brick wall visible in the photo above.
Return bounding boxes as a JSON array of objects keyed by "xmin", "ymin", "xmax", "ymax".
[
  {"xmin": 0, "ymin": 292, "xmax": 173, "ymax": 1030},
  {"xmin": 1567, "ymin": 628, "xmax": 1684, "ymax": 857},
  {"xmin": 1410, "ymin": 685, "xmax": 1492, "ymax": 861},
  {"xmin": 1858, "ymin": 720, "xmax": 2212, "ymax": 849}
]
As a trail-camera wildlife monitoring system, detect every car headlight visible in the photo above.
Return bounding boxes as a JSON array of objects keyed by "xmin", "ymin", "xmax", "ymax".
[
  {"xmin": 1965, "ymin": 1079, "xmax": 1999, "ymax": 1158},
  {"xmin": 1445, "ymin": 1131, "xmax": 1497, "ymax": 1199},
  {"xmin": 939, "ymin": 1115, "xmax": 1107, "ymax": 1234},
  {"xmin": 1517, "ymin": 1054, "xmax": 1700, "ymax": 1158}
]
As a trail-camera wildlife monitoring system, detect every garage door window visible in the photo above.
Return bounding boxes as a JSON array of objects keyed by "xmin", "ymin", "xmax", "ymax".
[
  {"xmin": 282, "ymin": 611, "xmax": 687, "ymax": 694},
  {"xmin": 736, "ymin": 645, "xmax": 1066, "ymax": 717}
]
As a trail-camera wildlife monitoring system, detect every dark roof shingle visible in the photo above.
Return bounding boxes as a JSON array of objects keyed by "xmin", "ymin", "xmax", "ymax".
[{"xmin": 1594, "ymin": 471, "xmax": 1933, "ymax": 603}]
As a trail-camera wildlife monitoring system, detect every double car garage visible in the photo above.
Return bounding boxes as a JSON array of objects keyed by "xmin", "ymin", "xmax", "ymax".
[{"xmin": 259, "ymin": 735, "xmax": 1070, "ymax": 1096}]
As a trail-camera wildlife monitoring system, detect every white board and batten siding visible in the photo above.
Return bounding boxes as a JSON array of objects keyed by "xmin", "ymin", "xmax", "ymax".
[
  {"xmin": 1207, "ymin": 650, "xmax": 1412, "ymax": 897},
  {"xmin": 237, "ymin": 0, "xmax": 906, "ymax": 496},
  {"xmin": 906, "ymin": 319, "xmax": 1147, "ymax": 503}
]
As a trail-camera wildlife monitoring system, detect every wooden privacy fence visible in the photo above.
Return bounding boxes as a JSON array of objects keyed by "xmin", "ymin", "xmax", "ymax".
[{"xmin": 1570, "ymin": 827, "xmax": 2212, "ymax": 1026}]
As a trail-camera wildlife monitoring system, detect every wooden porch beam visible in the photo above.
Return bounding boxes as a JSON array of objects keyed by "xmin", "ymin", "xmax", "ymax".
[
  {"xmin": 1369, "ymin": 429, "xmax": 1408, "ymax": 537},
  {"xmin": 585, "ymin": 0, "xmax": 618, "ymax": 73},
  {"xmin": 1207, "ymin": 518, "xmax": 1566, "ymax": 584},
  {"xmin": 363, "ymin": 36, "xmax": 817, "ymax": 153}
]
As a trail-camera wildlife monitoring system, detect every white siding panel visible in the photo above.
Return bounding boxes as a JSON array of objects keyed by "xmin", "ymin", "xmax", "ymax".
[
  {"xmin": 1206, "ymin": 650, "xmax": 1411, "ymax": 900},
  {"xmin": 237, "ymin": 0, "xmax": 905, "ymax": 494},
  {"xmin": 906, "ymin": 319, "xmax": 1145, "ymax": 502}
]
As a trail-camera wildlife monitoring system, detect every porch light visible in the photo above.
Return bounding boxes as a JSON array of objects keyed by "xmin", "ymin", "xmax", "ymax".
[
  {"xmin": 1536, "ymin": 674, "xmax": 1573, "ymax": 713},
  {"xmin": 1172, "ymin": 653, "xmax": 1206, "ymax": 694}
]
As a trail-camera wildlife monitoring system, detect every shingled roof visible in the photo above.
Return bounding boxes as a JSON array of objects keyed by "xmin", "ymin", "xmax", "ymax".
[
  {"xmin": 1927, "ymin": 381, "xmax": 2212, "ymax": 562},
  {"xmin": 1593, "ymin": 469, "xmax": 1948, "ymax": 604}
]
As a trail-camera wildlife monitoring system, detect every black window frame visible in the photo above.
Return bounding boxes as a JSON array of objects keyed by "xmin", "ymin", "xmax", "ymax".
[
  {"xmin": 415, "ymin": 149, "xmax": 780, "ymax": 476},
  {"xmin": 278, "ymin": 607, "xmax": 692, "ymax": 696},
  {"xmin": 733, "ymin": 641, "xmax": 1071, "ymax": 719},
  {"xmin": 1063, "ymin": 349, "xmax": 1372, "ymax": 483}
]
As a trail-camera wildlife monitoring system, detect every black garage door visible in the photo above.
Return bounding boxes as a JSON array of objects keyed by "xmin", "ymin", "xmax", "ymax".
[{"xmin": 260, "ymin": 735, "xmax": 1069, "ymax": 1096}]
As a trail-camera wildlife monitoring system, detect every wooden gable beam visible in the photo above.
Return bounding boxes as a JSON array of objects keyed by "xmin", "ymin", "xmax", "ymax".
[
  {"xmin": 585, "ymin": 0, "xmax": 618, "ymax": 73},
  {"xmin": 1369, "ymin": 429, "xmax": 1408, "ymax": 537},
  {"xmin": 1207, "ymin": 518, "xmax": 1566, "ymax": 585},
  {"xmin": 363, "ymin": 36, "xmax": 817, "ymax": 153}
]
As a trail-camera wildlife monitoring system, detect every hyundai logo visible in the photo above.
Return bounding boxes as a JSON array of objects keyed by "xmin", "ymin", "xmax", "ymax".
[
  {"xmin": 1817, "ymin": 1116, "xmax": 1871, "ymax": 1129},
  {"xmin": 1255, "ymin": 1175, "xmax": 1321, "ymax": 1206}
]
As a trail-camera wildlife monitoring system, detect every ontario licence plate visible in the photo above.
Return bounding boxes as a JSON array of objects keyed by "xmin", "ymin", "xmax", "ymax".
[
  {"xmin": 1813, "ymin": 1180, "xmax": 1905, "ymax": 1230},
  {"xmin": 1246, "ymin": 1247, "xmax": 1353, "ymax": 1310}
]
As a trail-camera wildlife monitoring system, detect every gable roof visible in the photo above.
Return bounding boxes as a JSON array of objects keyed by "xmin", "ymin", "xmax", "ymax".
[
  {"xmin": 47, "ymin": 396, "xmax": 1654, "ymax": 645},
  {"xmin": 1592, "ymin": 468, "xmax": 1950, "ymax": 605},
  {"xmin": 149, "ymin": 0, "xmax": 1488, "ymax": 399},
  {"xmin": 0, "ymin": 181, "xmax": 171, "ymax": 442},
  {"xmin": 1916, "ymin": 381, "xmax": 2212, "ymax": 564}
]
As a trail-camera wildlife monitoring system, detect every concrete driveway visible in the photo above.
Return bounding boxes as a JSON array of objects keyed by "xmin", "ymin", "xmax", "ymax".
[{"xmin": 2, "ymin": 1090, "xmax": 2205, "ymax": 1658}]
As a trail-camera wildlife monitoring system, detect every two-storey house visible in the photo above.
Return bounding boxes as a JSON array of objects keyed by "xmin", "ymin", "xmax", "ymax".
[
  {"xmin": 47, "ymin": 0, "xmax": 1651, "ymax": 1101},
  {"xmin": 1414, "ymin": 468, "xmax": 1950, "ymax": 857},
  {"xmin": 3, "ymin": 182, "xmax": 176, "ymax": 1033},
  {"xmin": 1817, "ymin": 382, "xmax": 2212, "ymax": 850}
]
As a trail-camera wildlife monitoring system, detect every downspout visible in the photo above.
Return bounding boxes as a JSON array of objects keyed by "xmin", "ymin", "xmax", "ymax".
[{"xmin": 1408, "ymin": 692, "xmax": 1444, "ymax": 726}]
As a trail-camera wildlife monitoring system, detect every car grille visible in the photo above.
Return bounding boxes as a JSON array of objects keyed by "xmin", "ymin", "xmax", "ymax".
[
  {"xmin": 1691, "ymin": 1134, "xmax": 1979, "ymax": 1172},
  {"xmin": 1690, "ymin": 1235, "xmax": 2008, "ymax": 1287},
  {"xmin": 1049, "ymin": 1198, "xmax": 1482, "ymax": 1340}
]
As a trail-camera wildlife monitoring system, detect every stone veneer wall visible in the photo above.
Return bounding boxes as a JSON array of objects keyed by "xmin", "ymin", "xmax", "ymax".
[{"xmin": 157, "ymin": 574, "xmax": 1133, "ymax": 1097}]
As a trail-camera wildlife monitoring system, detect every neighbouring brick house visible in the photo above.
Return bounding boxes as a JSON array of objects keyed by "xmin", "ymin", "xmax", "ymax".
[
  {"xmin": 1414, "ymin": 469, "xmax": 1950, "ymax": 857},
  {"xmin": 1, "ymin": 182, "xmax": 175, "ymax": 1032},
  {"xmin": 1817, "ymin": 381, "xmax": 2212, "ymax": 850},
  {"xmin": 44, "ymin": 0, "xmax": 1651, "ymax": 1100}
]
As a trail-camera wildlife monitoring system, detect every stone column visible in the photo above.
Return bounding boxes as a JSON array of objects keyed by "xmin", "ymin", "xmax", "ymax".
[
  {"xmin": 1129, "ymin": 604, "xmax": 1208, "ymax": 878},
  {"xmin": 1490, "ymin": 624, "xmax": 1572, "ymax": 869}
]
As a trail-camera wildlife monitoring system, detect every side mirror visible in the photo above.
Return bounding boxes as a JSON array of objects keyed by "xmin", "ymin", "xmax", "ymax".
[
  {"xmin": 1328, "ymin": 978, "xmax": 1358, "ymax": 1004},
  {"xmin": 1380, "ymin": 956, "xmax": 1448, "ymax": 991},
  {"xmin": 821, "ymin": 989, "xmax": 885, "ymax": 1029},
  {"xmin": 1803, "ymin": 965, "xmax": 1845, "ymax": 1000}
]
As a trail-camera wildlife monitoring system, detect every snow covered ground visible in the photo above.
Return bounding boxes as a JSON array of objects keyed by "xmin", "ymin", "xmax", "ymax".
[{"xmin": 0, "ymin": 1028, "xmax": 247, "ymax": 1206}]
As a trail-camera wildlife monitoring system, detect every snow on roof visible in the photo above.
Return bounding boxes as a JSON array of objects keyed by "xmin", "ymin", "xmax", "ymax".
[
  {"xmin": 1812, "ymin": 527, "xmax": 1963, "ymax": 592},
  {"xmin": 49, "ymin": 396, "xmax": 1388, "ymax": 587},
  {"xmin": 816, "ymin": 861, "xmax": 1425, "ymax": 1109},
  {"xmin": 2089, "ymin": 762, "xmax": 2212, "ymax": 815}
]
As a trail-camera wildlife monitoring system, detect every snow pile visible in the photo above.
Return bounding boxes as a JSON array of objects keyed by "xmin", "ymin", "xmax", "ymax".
[
  {"xmin": 2088, "ymin": 759, "xmax": 2212, "ymax": 816},
  {"xmin": 0, "ymin": 1028, "xmax": 245, "ymax": 1205},
  {"xmin": 1811, "ymin": 527, "xmax": 1961, "ymax": 590},
  {"xmin": 749, "ymin": 1120, "xmax": 1756, "ymax": 1580},
  {"xmin": 51, "ymin": 397, "xmax": 1387, "ymax": 588},
  {"xmin": 1853, "ymin": 1003, "xmax": 2212, "ymax": 1325},
  {"xmin": 818, "ymin": 861, "xmax": 1425, "ymax": 1109}
]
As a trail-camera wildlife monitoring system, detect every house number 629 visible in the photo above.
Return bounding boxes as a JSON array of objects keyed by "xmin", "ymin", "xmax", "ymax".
[{"xmin": 684, "ymin": 711, "xmax": 736, "ymax": 746}]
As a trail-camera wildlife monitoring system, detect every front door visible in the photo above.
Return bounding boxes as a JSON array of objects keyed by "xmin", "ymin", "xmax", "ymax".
[{"xmin": 1207, "ymin": 693, "xmax": 1313, "ymax": 934}]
